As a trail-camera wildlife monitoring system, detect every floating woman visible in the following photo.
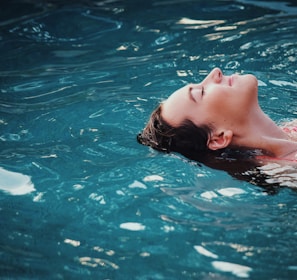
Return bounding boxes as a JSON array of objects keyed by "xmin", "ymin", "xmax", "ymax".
[{"xmin": 137, "ymin": 68, "xmax": 297, "ymax": 163}]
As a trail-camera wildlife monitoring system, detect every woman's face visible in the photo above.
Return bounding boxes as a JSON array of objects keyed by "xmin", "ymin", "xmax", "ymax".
[{"xmin": 161, "ymin": 68, "xmax": 258, "ymax": 130}]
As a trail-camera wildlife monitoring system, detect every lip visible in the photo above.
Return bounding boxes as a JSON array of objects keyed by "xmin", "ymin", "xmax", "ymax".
[{"xmin": 229, "ymin": 75, "xmax": 233, "ymax": 86}]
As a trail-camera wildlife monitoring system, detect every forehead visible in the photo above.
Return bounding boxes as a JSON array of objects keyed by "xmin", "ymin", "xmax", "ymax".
[{"xmin": 161, "ymin": 85, "xmax": 189, "ymax": 127}]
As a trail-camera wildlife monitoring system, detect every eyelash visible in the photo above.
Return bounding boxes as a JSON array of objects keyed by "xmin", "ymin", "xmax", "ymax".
[{"xmin": 189, "ymin": 86, "xmax": 204, "ymax": 102}]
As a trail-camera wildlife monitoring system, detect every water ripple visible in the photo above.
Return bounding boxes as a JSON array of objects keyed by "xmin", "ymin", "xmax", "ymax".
[
  {"xmin": 9, "ymin": 9, "xmax": 122, "ymax": 44},
  {"xmin": 1, "ymin": 1, "xmax": 297, "ymax": 279}
]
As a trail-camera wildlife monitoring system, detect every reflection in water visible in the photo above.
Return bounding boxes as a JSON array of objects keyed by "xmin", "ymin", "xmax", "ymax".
[
  {"xmin": 0, "ymin": 0, "xmax": 297, "ymax": 279},
  {"xmin": 178, "ymin": 139, "xmax": 297, "ymax": 192},
  {"xmin": 9, "ymin": 9, "xmax": 122, "ymax": 43},
  {"xmin": 0, "ymin": 167, "xmax": 35, "ymax": 195},
  {"xmin": 175, "ymin": 18, "xmax": 225, "ymax": 29},
  {"xmin": 212, "ymin": 261, "xmax": 252, "ymax": 278},
  {"xmin": 237, "ymin": 0, "xmax": 297, "ymax": 14},
  {"xmin": 255, "ymin": 163, "xmax": 297, "ymax": 188}
]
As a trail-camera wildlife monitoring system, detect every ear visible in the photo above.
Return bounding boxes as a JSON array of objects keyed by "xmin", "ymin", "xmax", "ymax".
[{"xmin": 207, "ymin": 130, "xmax": 233, "ymax": 151}]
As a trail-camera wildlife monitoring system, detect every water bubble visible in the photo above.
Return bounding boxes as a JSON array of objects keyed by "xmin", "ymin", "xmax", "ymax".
[{"xmin": 225, "ymin": 61, "xmax": 240, "ymax": 69}]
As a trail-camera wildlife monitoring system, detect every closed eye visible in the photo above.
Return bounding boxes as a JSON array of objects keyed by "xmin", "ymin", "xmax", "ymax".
[
  {"xmin": 188, "ymin": 86, "xmax": 196, "ymax": 102},
  {"xmin": 189, "ymin": 85, "xmax": 204, "ymax": 102}
]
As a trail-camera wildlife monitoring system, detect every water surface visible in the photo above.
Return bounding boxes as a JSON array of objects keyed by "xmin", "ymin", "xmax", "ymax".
[{"xmin": 0, "ymin": 0, "xmax": 297, "ymax": 279}]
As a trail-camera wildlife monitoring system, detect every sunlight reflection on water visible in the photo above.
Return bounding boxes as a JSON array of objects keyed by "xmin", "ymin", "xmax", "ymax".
[{"xmin": 0, "ymin": 0, "xmax": 297, "ymax": 279}]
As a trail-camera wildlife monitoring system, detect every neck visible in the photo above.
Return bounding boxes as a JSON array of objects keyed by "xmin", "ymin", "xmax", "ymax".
[{"xmin": 232, "ymin": 106, "xmax": 297, "ymax": 159}]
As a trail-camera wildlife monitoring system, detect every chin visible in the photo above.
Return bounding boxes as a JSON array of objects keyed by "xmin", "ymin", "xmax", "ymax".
[
  {"xmin": 247, "ymin": 74, "xmax": 259, "ymax": 101},
  {"xmin": 243, "ymin": 74, "xmax": 258, "ymax": 89}
]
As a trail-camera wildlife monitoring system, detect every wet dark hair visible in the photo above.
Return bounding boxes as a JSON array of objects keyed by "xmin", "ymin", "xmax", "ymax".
[
  {"xmin": 137, "ymin": 104, "xmax": 282, "ymax": 194},
  {"xmin": 137, "ymin": 104, "xmax": 212, "ymax": 156}
]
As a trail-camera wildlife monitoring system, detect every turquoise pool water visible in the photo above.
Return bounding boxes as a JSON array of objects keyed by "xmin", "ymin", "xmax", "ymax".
[{"xmin": 1, "ymin": 0, "xmax": 297, "ymax": 279}]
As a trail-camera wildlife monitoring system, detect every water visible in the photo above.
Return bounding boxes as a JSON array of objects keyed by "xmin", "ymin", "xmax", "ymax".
[{"xmin": 0, "ymin": 0, "xmax": 297, "ymax": 279}]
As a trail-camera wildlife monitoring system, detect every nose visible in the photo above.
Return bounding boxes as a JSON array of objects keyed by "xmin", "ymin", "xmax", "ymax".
[{"xmin": 204, "ymin": 67, "xmax": 223, "ymax": 84}]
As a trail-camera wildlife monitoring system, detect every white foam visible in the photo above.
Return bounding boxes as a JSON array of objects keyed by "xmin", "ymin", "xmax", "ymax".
[
  {"xmin": 270, "ymin": 80, "xmax": 297, "ymax": 88},
  {"xmin": 120, "ymin": 222, "xmax": 145, "ymax": 231},
  {"xmin": 217, "ymin": 188, "xmax": 246, "ymax": 197},
  {"xmin": 143, "ymin": 175, "xmax": 164, "ymax": 182},
  {"xmin": 128, "ymin": 180, "xmax": 147, "ymax": 189},
  {"xmin": 200, "ymin": 191, "xmax": 218, "ymax": 200},
  {"xmin": 64, "ymin": 238, "xmax": 80, "ymax": 247},
  {"xmin": 0, "ymin": 167, "xmax": 35, "ymax": 195},
  {"xmin": 194, "ymin": 245, "xmax": 218, "ymax": 259},
  {"xmin": 212, "ymin": 261, "xmax": 252, "ymax": 278}
]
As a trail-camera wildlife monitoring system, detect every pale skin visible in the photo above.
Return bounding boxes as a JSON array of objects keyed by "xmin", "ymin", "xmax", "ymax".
[{"xmin": 161, "ymin": 68, "xmax": 297, "ymax": 161}]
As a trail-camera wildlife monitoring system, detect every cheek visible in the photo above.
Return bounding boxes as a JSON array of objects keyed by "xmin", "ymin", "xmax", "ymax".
[
  {"xmin": 205, "ymin": 90, "xmax": 240, "ymax": 122},
  {"xmin": 205, "ymin": 88, "xmax": 229, "ymax": 110}
]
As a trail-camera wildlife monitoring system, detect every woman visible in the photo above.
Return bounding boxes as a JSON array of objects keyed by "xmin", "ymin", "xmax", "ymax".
[{"xmin": 137, "ymin": 68, "xmax": 297, "ymax": 163}]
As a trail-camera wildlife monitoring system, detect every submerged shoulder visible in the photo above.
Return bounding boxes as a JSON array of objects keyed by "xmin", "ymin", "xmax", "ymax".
[
  {"xmin": 255, "ymin": 160, "xmax": 297, "ymax": 188},
  {"xmin": 281, "ymin": 119, "xmax": 297, "ymax": 141}
]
